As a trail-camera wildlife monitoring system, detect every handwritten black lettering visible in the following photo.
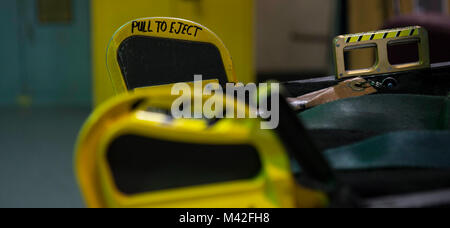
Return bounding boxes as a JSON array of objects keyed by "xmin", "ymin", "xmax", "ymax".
[
  {"xmin": 154, "ymin": 21, "xmax": 168, "ymax": 33},
  {"xmin": 170, "ymin": 22, "xmax": 176, "ymax": 33},
  {"xmin": 131, "ymin": 21, "xmax": 139, "ymax": 33},
  {"xmin": 193, "ymin": 26, "xmax": 202, "ymax": 37},
  {"xmin": 161, "ymin": 21, "xmax": 168, "ymax": 32},
  {"xmin": 140, "ymin": 21, "xmax": 147, "ymax": 32},
  {"xmin": 181, "ymin": 24, "xmax": 189, "ymax": 34},
  {"xmin": 147, "ymin": 20, "xmax": 153, "ymax": 32},
  {"xmin": 131, "ymin": 20, "xmax": 202, "ymax": 37},
  {"xmin": 131, "ymin": 20, "xmax": 153, "ymax": 33},
  {"xmin": 155, "ymin": 21, "xmax": 162, "ymax": 33},
  {"xmin": 187, "ymin": 25, "xmax": 193, "ymax": 35},
  {"xmin": 175, "ymin": 22, "xmax": 183, "ymax": 34}
]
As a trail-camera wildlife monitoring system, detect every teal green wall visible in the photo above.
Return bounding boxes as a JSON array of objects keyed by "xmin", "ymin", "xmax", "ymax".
[
  {"xmin": 0, "ymin": 0, "xmax": 21, "ymax": 106},
  {"xmin": 0, "ymin": 0, "xmax": 91, "ymax": 106}
]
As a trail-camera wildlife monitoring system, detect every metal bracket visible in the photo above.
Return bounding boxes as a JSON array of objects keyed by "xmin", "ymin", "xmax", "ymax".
[{"xmin": 334, "ymin": 26, "xmax": 430, "ymax": 79}]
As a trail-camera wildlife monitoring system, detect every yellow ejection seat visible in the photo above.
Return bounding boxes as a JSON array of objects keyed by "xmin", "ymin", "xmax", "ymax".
[
  {"xmin": 106, "ymin": 17, "xmax": 238, "ymax": 95},
  {"xmin": 74, "ymin": 89, "xmax": 316, "ymax": 208}
]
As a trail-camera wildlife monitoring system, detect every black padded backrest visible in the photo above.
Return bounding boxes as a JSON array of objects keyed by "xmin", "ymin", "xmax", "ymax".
[
  {"xmin": 107, "ymin": 134, "xmax": 262, "ymax": 195},
  {"xmin": 117, "ymin": 36, "xmax": 229, "ymax": 90}
]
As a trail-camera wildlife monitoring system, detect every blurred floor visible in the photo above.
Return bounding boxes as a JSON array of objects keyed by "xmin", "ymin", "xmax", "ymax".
[{"xmin": 0, "ymin": 107, "xmax": 91, "ymax": 208}]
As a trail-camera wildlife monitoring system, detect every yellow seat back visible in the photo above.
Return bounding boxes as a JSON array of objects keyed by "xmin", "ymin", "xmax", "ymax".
[
  {"xmin": 107, "ymin": 17, "xmax": 237, "ymax": 95},
  {"xmin": 75, "ymin": 89, "xmax": 297, "ymax": 208}
]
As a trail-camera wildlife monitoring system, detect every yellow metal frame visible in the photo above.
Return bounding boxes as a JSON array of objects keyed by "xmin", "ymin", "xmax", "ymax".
[
  {"xmin": 334, "ymin": 26, "xmax": 430, "ymax": 79},
  {"xmin": 106, "ymin": 17, "xmax": 237, "ymax": 95},
  {"xmin": 74, "ymin": 89, "xmax": 321, "ymax": 208}
]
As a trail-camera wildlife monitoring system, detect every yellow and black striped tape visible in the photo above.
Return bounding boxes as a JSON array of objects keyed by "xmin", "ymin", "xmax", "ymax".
[{"xmin": 344, "ymin": 26, "xmax": 420, "ymax": 43}]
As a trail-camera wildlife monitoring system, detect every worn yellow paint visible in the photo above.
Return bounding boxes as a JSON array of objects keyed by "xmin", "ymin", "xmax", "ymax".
[
  {"xmin": 345, "ymin": 27, "xmax": 420, "ymax": 44},
  {"xmin": 399, "ymin": 29, "xmax": 411, "ymax": 37},
  {"xmin": 349, "ymin": 36, "xmax": 359, "ymax": 43},
  {"xmin": 373, "ymin": 33, "xmax": 384, "ymax": 40},
  {"xmin": 334, "ymin": 26, "xmax": 430, "ymax": 79},
  {"xmin": 91, "ymin": 0, "xmax": 254, "ymax": 106},
  {"xmin": 361, "ymin": 34, "xmax": 372, "ymax": 42},
  {"xmin": 386, "ymin": 31, "xmax": 397, "ymax": 38}
]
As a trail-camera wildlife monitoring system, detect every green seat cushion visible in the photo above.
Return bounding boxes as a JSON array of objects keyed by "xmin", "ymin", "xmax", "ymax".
[
  {"xmin": 301, "ymin": 94, "xmax": 449, "ymax": 131},
  {"xmin": 293, "ymin": 131, "xmax": 450, "ymax": 197},
  {"xmin": 325, "ymin": 131, "xmax": 450, "ymax": 170},
  {"xmin": 299, "ymin": 94, "xmax": 449, "ymax": 150}
]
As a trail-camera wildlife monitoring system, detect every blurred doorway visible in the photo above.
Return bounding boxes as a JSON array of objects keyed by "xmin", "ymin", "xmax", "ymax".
[{"xmin": 0, "ymin": 0, "xmax": 91, "ymax": 106}]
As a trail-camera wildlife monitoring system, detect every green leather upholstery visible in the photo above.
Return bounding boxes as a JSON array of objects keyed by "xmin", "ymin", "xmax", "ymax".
[
  {"xmin": 300, "ymin": 94, "xmax": 449, "ymax": 132},
  {"xmin": 293, "ymin": 94, "xmax": 450, "ymax": 177},
  {"xmin": 299, "ymin": 94, "xmax": 449, "ymax": 151},
  {"xmin": 325, "ymin": 131, "xmax": 450, "ymax": 170}
]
